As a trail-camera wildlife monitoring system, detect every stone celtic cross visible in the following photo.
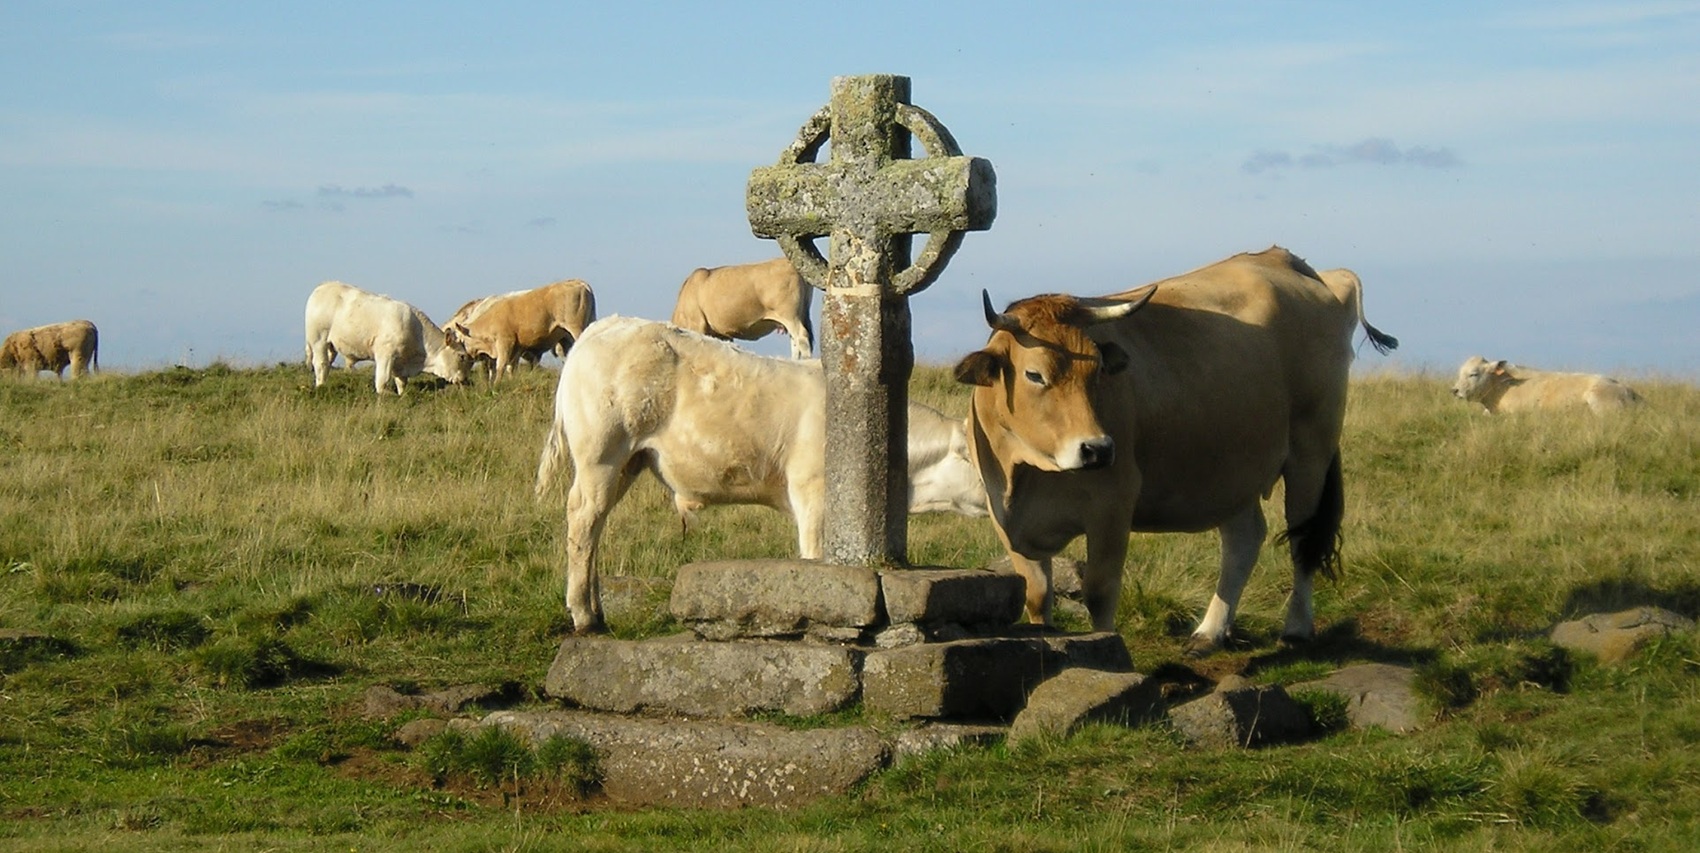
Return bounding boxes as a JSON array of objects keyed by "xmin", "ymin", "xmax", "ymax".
[{"xmin": 747, "ymin": 75, "xmax": 996, "ymax": 566}]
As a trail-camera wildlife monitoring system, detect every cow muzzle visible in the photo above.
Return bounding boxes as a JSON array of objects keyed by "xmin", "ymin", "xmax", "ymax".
[{"xmin": 1076, "ymin": 436, "xmax": 1115, "ymax": 470}]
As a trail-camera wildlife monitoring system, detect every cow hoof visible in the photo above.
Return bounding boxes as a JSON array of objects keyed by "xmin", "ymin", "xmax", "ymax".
[
  {"xmin": 571, "ymin": 623, "xmax": 609, "ymax": 637},
  {"xmin": 1278, "ymin": 633, "xmax": 1312, "ymax": 647},
  {"xmin": 1183, "ymin": 636, "xmax": 1222, "ymax": 658}
]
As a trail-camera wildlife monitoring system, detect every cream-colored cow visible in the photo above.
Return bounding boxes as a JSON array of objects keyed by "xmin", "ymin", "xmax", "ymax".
[
  {"xmin": 1452, "ymin": 356, "xmax": 1642, "ymax": 415},
  {"xmin": 304, "ymin": 281, "xmax": 470, "ymax": 394},
  {"xmin": 671, "ymin": 257, "xmax": 813, "ymax": 359},
  {"xmin": 0, "ymin": 320, "xmax": 98, "ymax": 380},
  {"xmin": 535, "ymin": 316, "xmax": 986, "ymax": 633}
]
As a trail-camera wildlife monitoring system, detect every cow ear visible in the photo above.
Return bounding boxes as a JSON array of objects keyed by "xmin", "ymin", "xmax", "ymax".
[
  {"xmin": 1492, "ymin": 359, "xmax": 1508, "ymax": 375},
  {"xmin": 1098, "ymin": 342, "xmax": 1129, "ymax": 375},
  {"xmin": 953, "ymin": 351, "xmax": 1002, "ymax": 387}
]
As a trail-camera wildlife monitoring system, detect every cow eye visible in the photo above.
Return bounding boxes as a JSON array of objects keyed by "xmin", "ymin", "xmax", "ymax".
[{"xmin": 1023, "ymin": 369, "xmax": 1044, "ymax": 385}]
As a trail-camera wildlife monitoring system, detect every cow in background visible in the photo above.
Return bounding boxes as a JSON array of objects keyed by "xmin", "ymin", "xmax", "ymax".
[
  {"xmin": 671, "ymin": 257, "xmax": 814, "ymax": 359},
  {"xmin": 0, "ymin": 320, "xmax": 99, "ymax": 380},
  {"xmin": 444, "ymin": 279, "xmax": 596, "ymax": 380},
  {"xmin": 535, "ymin": 316, "xmax": 986, "ymax": 633},
  {"xmin": 304, "ymin": 281, "xmax": 470, "ymax": 394},
  {"xmin": 954, "ymin": 246, "xmax": 1397, "ymax": 655},
  {"xmin": 1452, "ymin": 356, "xmax": 1643, "ymax": 415}
]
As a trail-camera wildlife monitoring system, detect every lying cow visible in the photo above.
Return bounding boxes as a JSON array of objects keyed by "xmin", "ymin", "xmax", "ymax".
[
  {"xmin": 1452, "ymin": 356, "xmax": 1643, "ymax": 415},
  {"xmin": 535, "ymin": 316, "xmax": 986, "ymax": 633},
  {"xmin": 954, "ymin": 247, "xmax": 1396, "ymax": 654},
  {"xmin": 304, "ymin": 281, "xmax": 470, "ymax": 394},
  {"xmin": 445, "ymin": 279, "xmax": 596, "ymax": 380},
  {"xmin": 671, "ymin": 257, "xmax": 814, "ymax": 359},
  {"xmin": 0, "ymin": 320, "xmax": 99, "ymax": 380}
]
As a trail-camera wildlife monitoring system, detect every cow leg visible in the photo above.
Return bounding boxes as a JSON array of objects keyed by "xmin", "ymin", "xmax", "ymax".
[
  {"xmin": 1081, "ymin": 521, "xmax": 1132, "ymax": 632},
  {"xmin": 784, "ymin": 318, "xmax": 813, "ymax": 359},
  {"xmin": 785, "ymin": 472, "xmax": 825, "ymax": 559},
  {"xmin": 310, "ymin": 344, "xmax": 332, "ymax": 387},
  {"xmin": 1277, "ymin": 450, "xmax": 1345, "ymax": 644},
  {"xmin": 564, "ymin": 456, "xmax": 642, "ymax": 634},
  {"xmin": 1187, "ymin": 502, "xmax": 1267, "ymax": 657},
  {"xmin": 374, "ymin": 354, "xmax": 402, "ymax": 395},
  {"xmin": 1007, "ymin": 552, "xmax": 1055, "ymax": 625}
]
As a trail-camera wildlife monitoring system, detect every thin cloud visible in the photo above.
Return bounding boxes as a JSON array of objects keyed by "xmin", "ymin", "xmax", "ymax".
[
  {"xmin": 526, "ymin": 217, "xmax": 557, "ymax": 229},
  {"xmin": 260, "ymin": 199, "xmax": 304, "ymax": 213},
  {"xmin": 316, "ymin": 183, "xmax": 414, "ymax": 200},
  {"xmin": 1243, "ymin": 138, "xmax": 1462, "ymax": 174}
]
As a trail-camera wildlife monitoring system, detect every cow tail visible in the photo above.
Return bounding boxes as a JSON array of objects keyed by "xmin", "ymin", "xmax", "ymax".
[
  {"xmin": 1281, "ymin": 451, "xmax": 1344, "ymax": 581},
  {"xmin": 535, "ymin": 417, "xmax": 569, "ymax": 500}
]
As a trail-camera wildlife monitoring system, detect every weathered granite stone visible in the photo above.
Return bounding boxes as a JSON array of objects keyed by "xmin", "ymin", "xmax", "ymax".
[
  {"xmin": 892, "ymin": 723, "xmax": 1007, "ymax": 759},
  {"xmin": 880, "ymin": 568, "xmax": 1025, "ymax": 626},
  {"xmin": 671, "ymin": 560, "xmax": 881, "ymax": 635},
  {"xmin": 393, "ymin": 718, "xmax": 447, "ymax": 748},
  {"xmin": 362, "ymin": 683, "xmax": 513, "ymax": 719},
  {"xmin": 1550, "ymin": 607, "xmax": 1695, "ymax": 664},
  {"xmin": 863, "ymin": 631, "xmax": 1132, "ymax": 720},
  {"xmin": 484, "ymin": 709, "xmax": 889, "ymax": 808},
  {"xmin": 1007, "ymin": 669, "xmax": 1162, "ymax": 744},
  {"xmin": 544, "ymin": 635, "xmax": 861, "ymax": 718},
  {"xmin": 1168, "ymin": 684, "xmax": 1313, "ymax": 749},
  {"xmin": 746, "ymin": 74, "xmax": 996, "ymax": 566},
  {"xmin": 1291, "ymin": 663, "xmax": 1425, "ymax": 734}
]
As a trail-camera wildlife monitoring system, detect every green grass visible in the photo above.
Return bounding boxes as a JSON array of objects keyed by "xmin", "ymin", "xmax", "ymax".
[{"xmin": 2, "ymin": 360, "xmax": 1699, "ymax": 850}]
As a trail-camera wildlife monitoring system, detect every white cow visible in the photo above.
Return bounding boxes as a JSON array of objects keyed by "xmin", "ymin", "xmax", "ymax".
[
  {"xmin": 1452, "ymin": 356, "xmax": 1643, "ymax": 415},
  {"xmin": 535, "ymin": 316, "xmax": 986, "ymax": 633},
  {"xmin": 304, "ymin": 281, "xmax": 470, "ymax": 394}
]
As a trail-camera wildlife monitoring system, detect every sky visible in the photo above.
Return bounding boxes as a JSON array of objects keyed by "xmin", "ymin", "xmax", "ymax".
[{"xmin": 2, "ymin": 1, "xmax": 1697, "ymax": 378}]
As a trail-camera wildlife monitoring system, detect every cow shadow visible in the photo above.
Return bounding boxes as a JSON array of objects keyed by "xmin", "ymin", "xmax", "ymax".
[
  {"xmin": 1559, "ymin": 576, "xmax": 1700, "ymax": 620},
  {"xmin": 1238, "ymin": 619, "xmax": 1441, "ymax": 676}
]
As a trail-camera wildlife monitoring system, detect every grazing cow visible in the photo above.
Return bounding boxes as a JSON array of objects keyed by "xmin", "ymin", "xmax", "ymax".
[
  {"xmin": 1452, "ymin": 356, "xmax": 1642, "ymax": 415},
  {"xmin": 953, "ymin": 247, "xmax": 1397, "ymax": 654},
  {"xmin": 0, "ymin": 320, "xmax": 99, "ymax": 380},
  {"xmin": 445, "ymin": 279, "xmax": 596, "ymax": 379},
  {"xmin": 535, "ymin": 316, "xmax": 987, "ymax": 633},
  {"xmin": 304, "ymin": 281, "xmax": 471, "ymax": 394},
  {"xmin": 671, "ymin": 257, "xmax": 814, "ymax": 359},
  {"xmin": 444, "ymin": 292, "xmax": 556, "ymax": 379}
]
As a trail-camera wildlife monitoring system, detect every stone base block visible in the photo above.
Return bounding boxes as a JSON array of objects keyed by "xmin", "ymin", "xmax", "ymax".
[
  {"xmin": 670, "ymin": 560, "xmax": 881, "ymax": 635},
  {"xmin": 880, "ymin": 568, "xmax": 1025, "ymax": 626},
  {"xmin": 544, "ymin": 635, "xmax": 861, "ymax": 718},
  {"xmin": 862, "ymin": 631, "xmax": 1132, "ymax": 720},
  {"xmin": 482, "ymin": 710, "xmax": 888, "ymax": 809}
]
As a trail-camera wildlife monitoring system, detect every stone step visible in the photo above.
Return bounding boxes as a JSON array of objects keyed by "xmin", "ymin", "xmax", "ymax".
[
  {"xmin": 669, "ymin": 560, "xmax": 1025, "ymax": 641},
  {"xmin": 479, "ymin": 709, "xmax": 890, "ymax": 809},
  {"xmin": 862, "ymin": 630, "xmax": 1133, "ymax": 721},
  {"xmin": 544, "ymin": 635, "xmax": 862, "ymax": 718}
]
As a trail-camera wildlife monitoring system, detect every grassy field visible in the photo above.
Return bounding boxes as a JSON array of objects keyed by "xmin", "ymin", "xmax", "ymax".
[{"xmin": 2, "ymin": 360, "xmax": 1698, "ymax": 851}]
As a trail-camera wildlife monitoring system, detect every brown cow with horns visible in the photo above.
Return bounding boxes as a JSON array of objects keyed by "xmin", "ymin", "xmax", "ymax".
[{"xmin": 953, "ymin": 247, "xmax": 1397, "ymax": 655}]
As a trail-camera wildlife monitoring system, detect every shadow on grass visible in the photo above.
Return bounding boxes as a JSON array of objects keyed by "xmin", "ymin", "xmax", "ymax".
[
  {"xmin": 1241, "ymin": 618, "xmax": 1440, "ymax": 677},
  {"xmin": 1560, "ymin": 575, "xmax": 1700, "ymax": 620}
]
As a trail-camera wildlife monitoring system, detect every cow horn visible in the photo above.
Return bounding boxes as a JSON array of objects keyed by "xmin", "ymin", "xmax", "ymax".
[
  {"xmin": 1077, "ymin": 285, "xmax": 1157, "ymax": 326},
  {"xmin": 981, "ymin": 290, "xmax": 1022, "ymax": 333}
]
